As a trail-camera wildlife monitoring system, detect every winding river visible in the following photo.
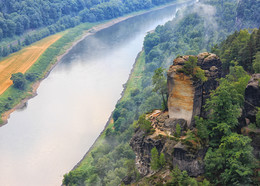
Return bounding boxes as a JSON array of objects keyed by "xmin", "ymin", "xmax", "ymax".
[{"xmin": 0, "ymin": 1, "xmax": 195, "ymax": 185}]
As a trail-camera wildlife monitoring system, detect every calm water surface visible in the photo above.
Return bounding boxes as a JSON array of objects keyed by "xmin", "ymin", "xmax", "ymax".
[{"xmin": 0, "ymin": 1, "xmax": 195, "ymax": 185}]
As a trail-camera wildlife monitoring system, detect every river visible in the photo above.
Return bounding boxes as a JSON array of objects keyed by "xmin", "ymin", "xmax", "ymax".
[{"xmin": 0, "ymin": 1, "xmax": 195, "ymax": 185}]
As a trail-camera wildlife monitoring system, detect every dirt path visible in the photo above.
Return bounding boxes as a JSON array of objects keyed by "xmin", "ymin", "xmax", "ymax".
[{"xmin": 0, "ymin": 34, "xmax": 62, "ymax": 95}]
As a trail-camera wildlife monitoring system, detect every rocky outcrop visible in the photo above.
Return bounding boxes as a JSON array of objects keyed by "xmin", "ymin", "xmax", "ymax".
[
  {"xmin": 193, "ymin": 52, "xmax": 222, "ymax": 122},
  {"xmin": 130, "ymin": 111, "xmax": 169, "ymax": 176},
  {"xmin": 241, "ymin": 74, "xmax": 260, "ymax": 159},
  {"xmin": 242, "ymin": 74, "xmax": 260, "ymax": 124},
  {"xmin": 167, "ymin": 52, "xmax": 222, "ymax": 127},
  {"xmin": 167, "ymin": 59, "xmax": 194, "ymax": 126},
  {"xmin": 130, "ymin": 128, "xmax": 165, "ymax": 176},
  {"xmin": 130, "ymin": 110, "xmax": 206, "ymax": 177},
  {"xmin": 173, "ymin": 142, "xmax": 205, "ymax": 177},
  {"xmin": 130, "ymin": 53, "xmax": 222, "ymax": 179}
]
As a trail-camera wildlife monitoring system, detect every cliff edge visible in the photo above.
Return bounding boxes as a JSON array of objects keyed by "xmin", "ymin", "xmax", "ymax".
[{"xmin": 129, "ymin": 53, "xmax": 222, "ymax": 183}]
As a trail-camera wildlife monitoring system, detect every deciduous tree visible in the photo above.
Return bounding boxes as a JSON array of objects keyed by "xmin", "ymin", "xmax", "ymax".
[
  {"xmin": 10, "ymin": 72, "xmax": 26, "ymax": 90},
  {"xmin": 152, "ymin": 67, "xmax": 168, "ymax": 110}
]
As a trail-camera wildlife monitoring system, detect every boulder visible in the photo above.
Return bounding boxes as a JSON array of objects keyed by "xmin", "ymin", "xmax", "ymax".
[
  {"xmin": 164, "ymin": 118, "xmax": 187, "ymax": 135},
  {"xmin": 172, "ymin": 142, "xmax": 205, "ymax": 177}
]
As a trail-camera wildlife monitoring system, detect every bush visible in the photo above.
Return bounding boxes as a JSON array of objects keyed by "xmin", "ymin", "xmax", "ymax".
[
  {"xmin": 194, "ymin": 67, "xmax": 207, "ymax": 82},
  {"xmin": 25, "ymin": 73, "xmax": 39, "ymax": 82},
  {"xmin": 159, "ymin": 153, "xmax": 166, "ymax": 168},
  {"xmin": 10, "ymin": 73, "xmax": 26, "ymax": 90},
  {"xmin": 138, "ymin": 114, "xmax": 154, "ymax": 135},
  {"xmin": 169, "ymin": 166, "xmax": 200, "ymax": 185},
  {"xmin": 195, "ymin": 116, "xmax": 209, "ymax": 140},
  {"xmin": 182, "ymin": 56, "xmax": 207, "ymax": 82},
  {"xmin": 131, "ymin": 88, "xmax": 140, "ymax": 97},
  {"xmin": 175, "ymin": 123, "xmax": 181, "ymax": 137}
]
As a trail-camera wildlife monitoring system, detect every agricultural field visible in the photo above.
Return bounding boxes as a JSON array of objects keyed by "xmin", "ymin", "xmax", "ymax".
[{"xmin": 0, "ymin": 34, "xmax": 62, "ymax": 95}]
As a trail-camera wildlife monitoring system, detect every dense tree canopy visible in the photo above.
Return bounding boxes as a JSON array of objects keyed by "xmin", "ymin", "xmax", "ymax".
[
  {"xmin": 0, "ymin": 0, "xmax": 177, "ymax": 58},
  {"xmin": 0, "ymin": 0, "xmax": 175, "ymax": 40},
  {"xmin": 212, "ymin": 28, "xmax": 260, "ymax": 73},
  {"xmin": 205, "ymin": 133, "xmax": 255, "ymax": 185},
  {"xmin": 236, "ymin": 0, "xmax": 260, "ymax": 29}
]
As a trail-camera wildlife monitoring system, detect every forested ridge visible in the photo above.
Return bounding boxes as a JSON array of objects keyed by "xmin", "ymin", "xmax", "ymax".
[
  {"xmin": 212, "ymin": 29, "xmax": 260, "ymax": 74},
  {"xmin": 0, "ymin": 0, "xmax": 177, "ymax": 57},
  {"xmin": 63, "ymin": 0, "xmax": 260, "ymax": 185}
]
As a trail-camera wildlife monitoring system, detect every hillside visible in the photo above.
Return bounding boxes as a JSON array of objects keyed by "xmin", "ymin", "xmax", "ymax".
[
  {"xmin": 128, "ymin": 53, "xmax": 259, "ymax": 185},
  {"xmin": 63, "ymin": 0, "xmax": 260, "ymax": 185}
]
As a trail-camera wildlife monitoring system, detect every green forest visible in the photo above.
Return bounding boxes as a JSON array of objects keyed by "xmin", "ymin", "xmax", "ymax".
[
  {"xmin": 0, "ymin": 0, "xmax": 259, "ymax": 185},
  {"xmin": 63, "ymin": 0, "xmax": 260, "ymax": 185},
  {"xmin": 0, "ymin": 0, "xmax": 177, "ymax": 57}
]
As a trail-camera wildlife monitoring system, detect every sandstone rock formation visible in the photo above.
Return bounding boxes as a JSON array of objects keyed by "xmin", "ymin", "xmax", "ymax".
[
  {"xmin": 167, "ymin": 52, "xmax": 222, "ymax": 127},
  {"xmin": 130, "ymin": 53, "xmax": 222, "ymax": 178},
  {"xmin": 167, "ymin": 57, "xmax": 194, "ymax": 126}
]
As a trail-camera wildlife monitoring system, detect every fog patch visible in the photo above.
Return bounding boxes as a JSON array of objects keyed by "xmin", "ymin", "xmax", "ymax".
[{"xmin": 193, "ymin": 3, "xmax": 218, "ymax": 30}]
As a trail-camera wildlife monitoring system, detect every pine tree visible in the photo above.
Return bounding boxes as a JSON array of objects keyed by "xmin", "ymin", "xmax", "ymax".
[
  {"xmin": 253, "ymin": 52, "xmax": 260, "ymax": 73},
  {"xmin": 159, "ymin": 153, "xmax": 166, "ymax": 168},
  {"xmin": 175, "ymin": 123, "xmax": 181, "ymax": 137},
  {"xmin": 150, "ymin": 147, "xmax": 159, "ymax": 170},
  {"xmin": 255, "ymin": 28, "xmax": 260, "ymax": 51}
]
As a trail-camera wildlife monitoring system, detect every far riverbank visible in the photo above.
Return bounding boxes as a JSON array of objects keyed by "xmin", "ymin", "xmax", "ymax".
[{"xmin": 0, "ymin": 0, "xmax": 191, "ymax": 125}]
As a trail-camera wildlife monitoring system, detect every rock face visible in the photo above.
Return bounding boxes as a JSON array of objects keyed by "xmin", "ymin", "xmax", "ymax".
[
  {"xmin": 130, "ymin": 128, "xmax": 165, "ymax": 176},
  {"xmin": 243, "ymin": 74, "xmax": 260, "ymax": 124},
  {"xmin": 192, "ymin": 52, "xmax": 222, "ymax": 123},
  {"xmin": 172, "ymin": 142, "xmax": 205, "ymax": 177},
  {"xmin": 130, "ymin": 110, "xmax": 206, "ymax": 177},
  {"xmin": 241, "ymin": 74, "xmax": 260, "ymax": 159},
  {"xmin": 167, "ymin": 59, "xmax": 194, "ymax": 126},
  {"xmin": 130, "ymin": 111, "xmax": 169, "ymax": 176},
  {"xmin": 167, "ymin": 52, "xmax": 222, "ymax": 127},
  {"xmin": 130, "ymin": 53, "xmax": 222, "ymax": 178}
]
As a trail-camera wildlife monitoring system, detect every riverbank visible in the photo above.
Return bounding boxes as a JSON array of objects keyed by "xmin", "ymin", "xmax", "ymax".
[
  {"xmin": 71, "ymin": 50, "xmax": 145, "ymax": 170},
  {"xmin": 63, "ymin": 50, "xmax": 147, "ymax": 186},
  {"xmin": 0, "ymin": 0, "xmax": 190, "ymax": 126}
]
